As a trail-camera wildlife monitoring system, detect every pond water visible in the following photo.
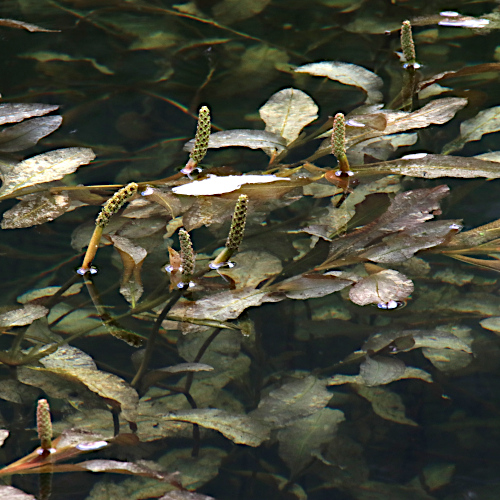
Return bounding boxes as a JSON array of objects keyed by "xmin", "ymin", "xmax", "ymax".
[{"xmin": 1, "ymin": 1, "xmax": 500, "ymax": 499}]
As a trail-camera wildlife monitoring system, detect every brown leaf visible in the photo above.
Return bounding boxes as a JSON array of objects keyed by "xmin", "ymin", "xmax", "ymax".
[
  {"xmin": 0, "ymin": 116, "xmax": 62, "ymax": 152},
  {"xmin": 0, "ymin": 18, "xmax": 59, "ymax": 32},
  {"xmin": 348, "ymin": 269, "xmax": 414, "ymax": 306},
  {"xmin": 259, "ymin": 88, "xmax": 318, "ymax": 144},
  {"xmin": 1, "ymin": 192, "xmax": 70, "ymax": 229},
  {"xmin": 0, "ymin": 147, "xmax": 95, "ymax": 200},
  {"xmin": 0, "ymin": 103, "xmax": 59, "ymax": 125}
]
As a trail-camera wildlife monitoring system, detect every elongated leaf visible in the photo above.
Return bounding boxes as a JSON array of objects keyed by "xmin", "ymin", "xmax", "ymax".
[
  {"xmin": 21, "ymin": 51, "xmax": 114, "ymax": 75},
  {"xmin": 0, "ymin": 304, "xmax": 48, "ymax": 327},
  {"xmin": 0, "ymin": 18, "xmax": 59, "ymax": 32},
  {"xmin": 442, "ymin": 106, "xmax": 500, "ymax": 154},
  {"xmin": 270, "ymin": 272, "xmax": 354, "ymax": 299},
  {"xmin": 37, "ymin": 345, "xmax": 139, "ymax": 422},
  {"xmin": 1, "ymin": 192, "xmax": 70, "ymax": 229},
  {"xmin": 259, "ymin": 88, "xmax": 318, "ymax": 144},
  {"xmin": 0, "ymin": 147, "xmax": 95, "ymax": 200},
  {"xmin": 0, "ymin": 116, "xmax": 62, "ymax": 152},
  {"xmin": 360, "ymin": 220, "xmax": 463, "ymax": 263},
  {"xmin": 295, "ymin": 61, "xmax": 383, "ymax": 104},
  {"xmin": 172, "ymin": 174, "xmax": 290, "ymax": 196},
  {"xmin": 357, "ymin": 154, "xmax": 500, "ymax": 179},
  {"xmin": 0, "ymin": 103, "xmax": 59, "ymax": 125},
  {"xmin": 349, "ymin": 269, "xmax": 414, "ymax": 306},
  {"xmin": 184, "ymin": 129, "xmax": 286, "ymax": 154},
  {"xmin": 165, "ymin": 408, "xmax": 271, "ymax": 446}
]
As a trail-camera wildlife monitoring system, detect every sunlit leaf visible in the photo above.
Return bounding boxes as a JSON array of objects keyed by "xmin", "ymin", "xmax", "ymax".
[
  {"xmin": 442, "ymin": 105, "xmax": 500, "ymax": 154},
  {"xmin": 250, "ymin": 375, "xmax": 332, "ymax": 427},
  {"xmin": 0, "ymin": 430, "xmax": 8, "ymax": 446},
  {"xmin": 0, "ymin": 304, "xmax": 48, "ymax": 327},
  {"xmin": 277, "ymin": 408, "xmax": 345, "ymax": 475},
  {"xmin": 357, "ymin": 154, "xmax": 500, "ymax": 179},
  {"xmin": 359, "ymin": 220, "xmax": 463, "ymax": 263},
  {"xmin": 354, "ymin": 385, "xmax": 418, "ymax": 426},
  {"xmin": 0, "ymin": 103, "xmax": 59, "ymax": 125},
  {"xmin": 0, "ymin": 485, "xmax": 36, "ymax": 499},
  {"xmin": 0, "ymin": 147, "xmax": 95, "ymax": 200},
  {"xmin": 259, "ymin": 88, "xmax": 318, "ymax": 144},
  {"xmin": 17, "ymin": 284, "xmax": 83, "ymax": 304},
  {"xmin": 172, "ymin": 174, "xmax": 290, "ymax": 196},
  {"xmin": 0, "ymin": 18, "xmax": 59, "ymax": 32},
  {"xmin": 349, "ymin": 269, "xmax": 414, "ymax": 306},
  {"xmin": 165, "ymin": 408, "xmax": 271, "ymax": 447},
  {"xmin": 184, "ymin": 129, "xmax": 287, "ymax": 154},
  {"xmin": 1, "ymin": 191, "xmax": 70, "ymax": 229},
  {"xmin": 21, "ymin": 51, "xmax": 114, "ymax": 75},
  {"xmin": 36, "ymin": 345, "xmax": 139, "ymax": 423},
  {"xmin": 0, "ymin": 115, "xmax": 62, "ymax": 152},
  {"xmin": 295, "ymin": 61, "xmax": 383, "ymax": 104},
  {"xmin": 270, "ymin": 272, "xmax": 354, "ymax": 299}
]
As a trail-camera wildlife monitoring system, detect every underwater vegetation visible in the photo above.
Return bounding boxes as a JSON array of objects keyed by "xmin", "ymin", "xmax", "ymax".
[{"xmin": 3, "ymin": 1, "xmax": 500, "ymax": 499}]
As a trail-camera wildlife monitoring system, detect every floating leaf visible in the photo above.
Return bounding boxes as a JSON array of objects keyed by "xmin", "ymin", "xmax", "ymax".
[
  {"xmin": 349, "ymin": 269, "xmax": 414, "ymax": 306},
  {"xmin": 0, "ymin": 116, "xmax": 62, "ymax": 152},
  {"xmin": 250, "ymin": 375, "xmax": 333, "ymax": 427},
  {"xmin": 357, "ymin": 154, "xmax": 500, "ymax": 179},
  {"xmin": 165, "ymin": 408, "xmax": 271, "ymax": 447},
  {"xmin": 359, "ymin": 220, "xmax": 463, "ymax": 263},
  {"xmin": 259, "ymin": 88, "xmax": 318, "ymax": 144},
  {"xmin": 442, "ymin": 106, "xmax": 500, "ymax": 154},
  {"xmin": 0, "ymin": 18, "xmax": 59, "ymax": 32},
  {"xmin": 172, "ymin": 174, "xmax": 290, "ymax": 196},
  {"xmin": 1, "ymin": 191, "xmax": 70, "ymax": 229},
  {"xmin": 184, "ymin": 129, "xmax": 287, "ymax": 154},
  {"xmin": 270, "ymin": 272, "xmax": 354, "ymax": 299},
  {"xmin": 0, "ymin": 147, "xmax": 95, "ymax": 200},
  {"xmin": 0, "ymin": 103, "xmax": 59, "ymax": 125},
  {"xmin": 277, "ymin": 408, "xmax": 345, "ymax": 475},
  {"xmin": 21, "ymin": 51, "xmax": 114, "ymax": 75},
  {"xmin": 355, "ymin": 385, "xmax": 418, "ymax": 426},
  {"xmin": 295, "ymin": 61, "xmax": 383, "ymax": 104},
  {"xmin": 0, "ymin": 304, "xmax": 48, "ymax": 327}
]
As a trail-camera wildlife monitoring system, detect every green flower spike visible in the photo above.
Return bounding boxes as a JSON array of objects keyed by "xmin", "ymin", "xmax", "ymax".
[
  {"xmin": 36, "ymin": 399, "xmax": 53, "ymax": 453},
  {"xmin": 401, "ymin": 20, "xmax": 416, "ymax": 67},
  {"xmin": 211, "ymin": 194, "xmax": 248, "ymax": 267},
  {"xmin": 332, "ymin": 113, "xmax": 350, "ymax": 173},
  {"xmin": 182, "ymin": 105, "xmax": 211, "ymax": 175},
  {"xmin": 179, "ymin": 228, "xmax": 195, "ymax": 279}
]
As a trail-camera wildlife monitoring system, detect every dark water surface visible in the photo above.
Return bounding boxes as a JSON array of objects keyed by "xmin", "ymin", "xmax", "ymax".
[{"xmin": 1, "ymin": 1, "xmax": 500, "ymax": 499}]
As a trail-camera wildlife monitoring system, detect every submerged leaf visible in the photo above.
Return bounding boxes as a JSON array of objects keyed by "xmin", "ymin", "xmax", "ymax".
[
  {"xmin": 165, "ymin": 408, "xmax": 271, "ymax": 447},
  {"xmin": 0, "ymin": 304, "xmax": 48, "ymax": 327},
  {"xmin": 21, "ymin": 51, "xmax": 114, "ymax": 75},
  {"xmin": 349, "ymin": 269, "xmax": 414, "ymax": 306},
  {"xmin": 442, "ymin": 105, "xmax": 500, "ymax": 154},
  {"xmin": 0, "ymin": 116, "xmax": 62, "ymax": 152},
  {"xmin": 259, "ymin": 88, "xmax": 318, "ymax": 144},
  {"xmin": 0, "ymin": 18, "xmax": 59, "ymax": 32},
  {"xmin": 295, "ymin": 61, "xmax": 383, "ymax": 103},
  {"xmin": 0, "ymin": 147, "xmax": 95, "ymax": 200},
  {"xmin": 277, "ymin": 408, "xmax": 345, "ymax": 475},
  {"xmin": 0, "ymin": 103, "xmax": 59, "ymax": 125},
  {"xmin": 184, "ymin": 129, "xmax": 287, "ymax": 154},
  {"xmin": 1, "ymin": 192, "xmax": 70, "ymax": 229},
  {"xmin": 271, "ymin": 273, "xmax": 354, "ymax": 299}
]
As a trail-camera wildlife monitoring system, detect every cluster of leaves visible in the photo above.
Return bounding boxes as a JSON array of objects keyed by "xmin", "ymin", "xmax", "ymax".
[{"xmin": 3, "ymin": 1, "xmax": 500, "ymax": 499}]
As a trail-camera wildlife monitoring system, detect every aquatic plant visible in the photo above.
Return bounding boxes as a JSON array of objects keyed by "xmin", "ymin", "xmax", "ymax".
[{"xmin": 2, "ymin": 6, "xmax": 500, "ymax": 499}]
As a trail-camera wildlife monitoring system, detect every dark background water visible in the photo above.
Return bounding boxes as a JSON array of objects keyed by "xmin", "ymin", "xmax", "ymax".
[{"xmin": 2, "ymin": 1, "xmax": 500, "ymax": 499}]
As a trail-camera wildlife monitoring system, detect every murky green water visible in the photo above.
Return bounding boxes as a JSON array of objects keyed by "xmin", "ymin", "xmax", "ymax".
[{"xmin": 1, "ymin": 1, "xmax": 500, "ymax": 499}]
